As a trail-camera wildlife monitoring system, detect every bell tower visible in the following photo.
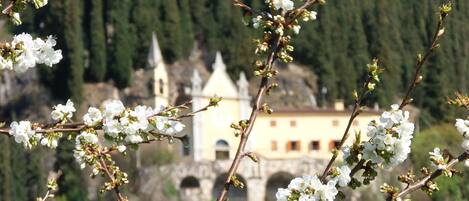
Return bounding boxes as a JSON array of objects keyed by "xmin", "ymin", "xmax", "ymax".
[{"xmin": 148, "ymin": 32, "xmax": 169, "ymax": 107}]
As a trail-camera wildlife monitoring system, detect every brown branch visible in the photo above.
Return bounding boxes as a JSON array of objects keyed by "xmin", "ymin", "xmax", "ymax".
[
  {"xmin": 216, "ymin": 1, "xmax": 320, "ymax": 200},
  {"xmin": 320, "ymin": 75, "xmax": 372, "ymax": 181},
  {"xmin": 1, "ymin": 0, "xmax": 16, "ymax": 15},
  {"xmin": 390, "ymin": 152, "xmax": 469, "ymax": 200},
  {"xmin": 98, "ymin": 151, "xmax": 127, "ymax": 201},
  {"xmin": 399, "ymin": 15, "xmax": 446, "ymax": 109}
]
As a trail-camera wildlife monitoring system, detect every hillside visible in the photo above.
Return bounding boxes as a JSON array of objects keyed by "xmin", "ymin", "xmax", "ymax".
[{"xmin": 8, "ymin": 0, "xmax": 469, "ymax": 122}]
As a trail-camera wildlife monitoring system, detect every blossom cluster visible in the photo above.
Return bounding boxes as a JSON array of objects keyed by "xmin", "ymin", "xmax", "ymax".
[
  {"xmin": 98, "ymin": 100, "xmax": 185, "ymax": 145},
  {"xmin": 8, "ymin": 99, "xmax": 186, "ymax": 153},
  {"xmin": 361, "ymin": 104, "xmax": 415, "ymax": 168},
  {"xmin": 276, "ymin": 165, "xmax": 351, "ymax": 201},
  {"xmin": 429, "ymin": 147, "xmax": 447, "ymax": 171},
  {"xmin": 0, "ymin": 33, "xmax": 62, "ymax": 73},
  {"xmin": 455, "ymin": 118, "xmax": 469, "ymax": 150}
]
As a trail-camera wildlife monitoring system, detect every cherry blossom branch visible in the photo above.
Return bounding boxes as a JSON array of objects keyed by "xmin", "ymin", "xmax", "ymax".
[
  {"xmin": 216, "ymin": 1, "xmax": 320, "ymax": 200},
  {"xmin": 97, "ymin": 151, "xmax": 127, "ymax": 201},
  {"xmin": 320, "ymin": 74, "xmax": 374, "ymax": 181},
  {"xmin": 389, "ymin": 151, "xmax": 469, "ymax": 201},
  {"xmin": 399, "ymin": 7, "xmax": 449, "ymax": 109}
]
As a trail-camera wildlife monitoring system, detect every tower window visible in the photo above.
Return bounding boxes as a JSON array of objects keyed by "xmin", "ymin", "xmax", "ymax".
[{"xmin": 159, "ymin": 79, "xmax": 164, "ymax": 94}]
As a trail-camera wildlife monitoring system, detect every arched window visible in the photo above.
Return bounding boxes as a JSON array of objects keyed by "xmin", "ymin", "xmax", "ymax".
[
  {"xmin": 215, "ymin": 140, "xmax": 230, "ymax": 160},
  {"xmin": 159, "ymin": 79, "xmax": 164, "ymax": 94},
  {"xmin": 180, "ymin": 176, "xmax": 200, "ymax": 189}
]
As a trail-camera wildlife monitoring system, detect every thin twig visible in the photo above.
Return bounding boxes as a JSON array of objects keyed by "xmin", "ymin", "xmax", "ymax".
[
  {"xmin": 98, "ymin": 151, "xmax": 127, "ymax": 201},
  {"xmin": 399, "ymin": 15, "xmax": 445, "ymax": 109},
  {"xmin": 390, "ymin": 152, "xmax": 469, "ymax": 200},
  {"xmin": 216, "ymin": 1, "xmax": 319, "ymax": 200},
  {"xmin": 320, "ymin": 76, "xmax": 372, "ymax": 181}
]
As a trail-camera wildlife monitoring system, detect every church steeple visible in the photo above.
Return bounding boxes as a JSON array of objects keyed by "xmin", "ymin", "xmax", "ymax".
[
  {"xmin": 212, "ymin": 51, "xmax": 226, "ymax": 71},
  {"xmin": 148, "ymin": 32, "xmax": 163, "ymax": 68},
  {"xmin": 148, "ymin": 32, "xmax": 169, "ymax": 107}
]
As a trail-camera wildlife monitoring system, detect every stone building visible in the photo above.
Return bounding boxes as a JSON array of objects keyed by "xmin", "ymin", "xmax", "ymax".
[{"xmin": 140, "ymin": 33, "xmax": 382, "ymax": 201}]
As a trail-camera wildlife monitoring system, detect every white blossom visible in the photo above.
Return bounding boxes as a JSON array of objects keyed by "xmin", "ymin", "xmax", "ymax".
[
  {"xmin": 9, "ymin": 121, "xmax": 36, "ymax": 148},
  {"xmin": 253, "ymin": 16, "xmax": 263, "ymax": 29},
  {"xmin": 362, "ymin": 104, "xmax": 415, "ymax": 167},
  {"xmin": 103, "ymin": 100, "xmax": 125, "ymax": 119},
  {"xmin": 83, "ymin": 107, "xmax": 103, "ymax": 126},
  {"xmin": 155, "ymin": 116, "xmax": 185, "ymax": 135},
  {"xmin": 293, "ymin": 25, "xmax": 301, "ymax": 34},
  {"xmin": 275, "ymin": 188, "xmax": 291, "ymax": 201},
  {"xmin": 1, "ymin": 33, "xmax": 62, "ymax": 73},
  {"xmin": 271, "ymin": 0, "xmax": 294, "ymax": 11},
  {"xmin": 276, "ymin": 175, "xmax": 338, "ymax": 201},
  {"xmin": 35, "ymin": 36, "xmax": 62, "ymax": 66},
  {"xmin": 51, "ymin": 99, "xmax": 76, "ymax": 121},
  {"xmin": 329, "ymin": 165, "xmax": 351, "ymax": 187},
  {"xmin": 429, "ymin": 147, "xmax": 446, "ymax": 170},
  {"xmin": 455, "ymin": 119, "xmax": 469, "ymax": 138}
]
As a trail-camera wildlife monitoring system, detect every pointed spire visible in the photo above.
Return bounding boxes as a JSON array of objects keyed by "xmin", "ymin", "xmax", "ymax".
[
  {"xmin": 191, "ymin": 69, "xmax": 202, "ymax": 93},
  {"xmin": 237, "ymin": 72, "xmax": 249, "ymax": 98},
  {"xmin": 212, "ymin": 51, "xmax": 226, "ymax": 71},
  {"xmin": 148, "ymin": 32, "xmax": 163, "ymax": 68},
  {"xmin": 237, "ymin": 72, "xmax": 248, "ymax": 87}
]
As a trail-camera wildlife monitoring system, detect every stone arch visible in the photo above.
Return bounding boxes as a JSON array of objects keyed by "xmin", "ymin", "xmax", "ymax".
[
  {"xmin": 265, "ymin": 172, "xmax": 295, "ymax": 201},
  {"xmin": 212, "ymin": 173, "xmax": 248, "ymax": 201},
  {"xmin": 215, "ymin": 139, "xmax": 230, "ymax": 160},
  {"xmin": 179, "ymin": 176, "xmax": 202, "ymax": 201}
]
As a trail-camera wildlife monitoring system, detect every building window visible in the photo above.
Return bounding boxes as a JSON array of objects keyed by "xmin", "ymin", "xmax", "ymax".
[
  {"xmin": 329, "ymin": 140, "xmax": 341, "ymax": 150},
  {"xmin": 271, "ymin": 141, "xmax": 278, "ymax": 151},
  {"xmin": 270, "ymin": 120, "xmax": 277, "ymax": 127},
  {"xmin": 310, "ymin": 140, "xmax": 320, "ymax": 151},
  {"xmin": 290, "ymin": 120, "xmax": 297, "ymax": 127},
  {"xmin": 215, "ymin": 140, "xmax": 230, "ymax": 160},
  {"xmin": 353, "ymin": 120, "xmax": 359, "ymax": 126},
  {"xmin": 159, "ymin": 79, "xmax": 164, "ymax": 94},
  {"xmin": 287, "ymin": 141, "xmax": 301, "ymax": 152},
  {"xmin": 332, "ymin": 120, "xmax": 339, "ymax": 127}
]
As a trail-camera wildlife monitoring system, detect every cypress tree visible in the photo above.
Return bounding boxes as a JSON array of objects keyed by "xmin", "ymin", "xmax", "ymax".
[
  {"xmin": 107, "ymin": 0, "xmax": 136, "ymax": 88},
  {"xmin": 54, "ymin": 139, "xmax": 88, "ymax": 201},
  {"xmin": 37, "ymin": 0, "xmax": 85, "ymax": 103},
  {"xmin": 157, "ymin": 0, "xmax": 183, "ymax": 62},
  {"xmin": 177, "ymin": 0, "xmax": 195, "ymax": 58},
  {"xmin": 131, "ymin": 0, "xmax": 160, "ymax": 67},
  {"xmin": 87, "ymin": 0, "xmax": 107, "ymax": 82},
  {"xmin": 0, "ymin": 137, "xmax": 12, "ymax": 201}
]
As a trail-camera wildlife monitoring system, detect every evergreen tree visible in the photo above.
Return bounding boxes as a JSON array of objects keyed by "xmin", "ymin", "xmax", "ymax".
[
  {"xmin": 107, "ymin": 0, "xmax": 136, "ymax": 88},
  {"xmin": 177, "ymin": 0, "xmax": 195, "ymax": 58},
  {"xmin": 87, "ymin": 0, "xmax": 107, "ymax": 82},
  {"xmin": 131, "ymin": 0, "xmax": 160, "ymax": 67},
  {"xmin": 0, "ymin": 137, "xmax": 12, "ymax": 201},
  {"xmin": 54, "ymin": 139, "xmax": 88, "ymax": 201},
  {"xmin": 157, "ymin": 0, "xmax": 183, "ymax": 62},
  {"xmin": 37, "ymin": 0, "xmax": 85, "ymax": 103}
]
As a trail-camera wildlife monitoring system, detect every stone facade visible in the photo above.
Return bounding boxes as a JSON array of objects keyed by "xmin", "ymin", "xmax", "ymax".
[{"xmin": 140, "ymin": 157, "xmax": 326, "ymax": 201}]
